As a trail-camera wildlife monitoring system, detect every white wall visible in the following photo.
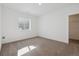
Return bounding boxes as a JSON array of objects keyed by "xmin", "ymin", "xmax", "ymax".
[
  {"xmin": 2, "ymin": 4, "xmax": 79, "ymax": 44},
  {"xmin": 38, "ymin": 4, "xmax": 79, "ymax": 44},
  {"xmin": 0, "ymin": 5, "xmax": 2, "ymax": 51},
  {"xmin": 2, "ymin": 6, "xmax": 38, "ymax": 44}
]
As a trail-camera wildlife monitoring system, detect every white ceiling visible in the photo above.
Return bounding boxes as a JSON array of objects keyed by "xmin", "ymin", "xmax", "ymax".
[{"xmin": 2, "ymin": 3, "xmax": 79, "ymax": 16}]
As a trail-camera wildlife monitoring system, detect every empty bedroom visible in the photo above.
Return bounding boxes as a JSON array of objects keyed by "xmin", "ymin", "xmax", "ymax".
[{"xmin": 0, "ymin": 3, "xmax": 79, "ymax": 56}]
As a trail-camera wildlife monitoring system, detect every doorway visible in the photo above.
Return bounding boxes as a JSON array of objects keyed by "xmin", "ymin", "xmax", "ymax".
[{"xmin": 69, "ymin": 14, "xmax": 79, "ymax": 42}]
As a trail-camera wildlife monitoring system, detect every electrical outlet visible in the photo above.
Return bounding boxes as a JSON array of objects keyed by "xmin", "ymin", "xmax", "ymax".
[{"xmin": 2, "ymin": 36, "xmax": 5, "ymax": 39}]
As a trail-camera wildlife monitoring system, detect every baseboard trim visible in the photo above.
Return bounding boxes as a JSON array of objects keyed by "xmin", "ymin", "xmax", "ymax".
[
  {"xmin": 2, "ymin": 36, "xmax": 38, "ymax": 45},
  {"xmin": 39, "ymin": 36, "xmax": 68, "ymax": 44},
  {"xmin": 2, "ymin": 36, "xmax": 68, "ymax": 45}
]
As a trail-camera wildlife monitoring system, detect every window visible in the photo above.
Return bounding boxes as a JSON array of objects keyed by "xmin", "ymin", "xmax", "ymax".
[{"xmin": 18, "ymin": 17, "xmax": 31, "ymax": 30}]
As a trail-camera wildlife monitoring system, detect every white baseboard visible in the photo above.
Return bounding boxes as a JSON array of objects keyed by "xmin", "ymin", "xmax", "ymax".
[
  {"xmin": 39, "ymin": 35, "xmax": 69, "ymax": 44},
  {"xmin": 2, "ymin": 35, "xmax": 38, "ymax": 44},
  {"xmin": 2, "ymin": 35, "xmax": 69, "ymax": 44}
]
